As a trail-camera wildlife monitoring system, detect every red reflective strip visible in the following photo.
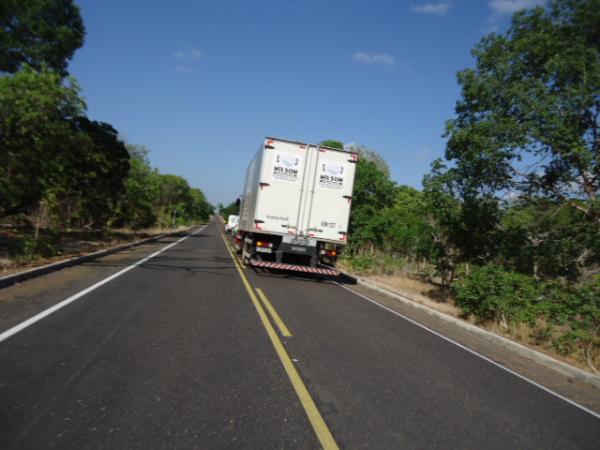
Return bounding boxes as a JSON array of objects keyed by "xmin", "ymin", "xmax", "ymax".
[{"xmin": 249, "ymin": 259, "xmax": 339, "ymax": 275}]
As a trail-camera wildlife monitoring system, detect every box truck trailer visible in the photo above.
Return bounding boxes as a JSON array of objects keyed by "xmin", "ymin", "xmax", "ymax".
[{"xmin": 235, "ymin": 137, "xmax": 357, "ymax": 276}]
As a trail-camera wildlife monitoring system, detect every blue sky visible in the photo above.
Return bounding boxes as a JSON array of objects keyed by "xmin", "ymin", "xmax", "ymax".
[{"xmin": 69, "ymin": 0, "xmax": 543, "ymax": 205}]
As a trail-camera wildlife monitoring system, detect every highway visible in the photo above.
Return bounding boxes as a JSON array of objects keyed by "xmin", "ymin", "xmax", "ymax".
[{"xmin": 0, "ymin": 220, "xmax": 599, "ymax": 449}]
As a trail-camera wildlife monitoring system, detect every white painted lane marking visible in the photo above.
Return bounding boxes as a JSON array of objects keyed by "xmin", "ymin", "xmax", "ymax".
[
  {"xmin": 334, "ymin": 282, "xmax": 600, "ymax": 420},
  {"xmin": 0, "ymin": 225, "xmax": 208, "ymax": 344}
]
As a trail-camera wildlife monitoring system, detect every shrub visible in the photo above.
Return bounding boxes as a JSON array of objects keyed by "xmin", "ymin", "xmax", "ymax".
[
  {"xmin": 453, "ymin": 264, "xmax": 539, "ymax": 324},
  {"xmin": 342, "ymin": 254, "xmax": 374, "ymax": 273},
  {"xmin": 453, "ymin": 266, "xmax": 600, "ymax": 370}
]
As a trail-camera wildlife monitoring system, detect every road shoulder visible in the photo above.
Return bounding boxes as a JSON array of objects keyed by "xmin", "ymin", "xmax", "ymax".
[{"xmin": 0, "ymin": 231, "xmax": 194, "ymax": 334}]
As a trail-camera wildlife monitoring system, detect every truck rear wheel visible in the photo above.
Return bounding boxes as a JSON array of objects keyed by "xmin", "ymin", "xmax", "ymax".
[{"xmin": 242, "ymin": 241, "xmax": 252, "ymax": 264}]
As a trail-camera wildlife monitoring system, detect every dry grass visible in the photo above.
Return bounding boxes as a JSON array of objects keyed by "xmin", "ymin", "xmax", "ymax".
[
  {"xmin": 487, "ymin": 320, "xmax": 598, "ymax": 372},
  {"xmin": 362, "ymin": 273, "xmax": 462, "ymax": 318}
]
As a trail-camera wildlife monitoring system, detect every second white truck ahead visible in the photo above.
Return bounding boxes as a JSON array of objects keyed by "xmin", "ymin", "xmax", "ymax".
[{"xmin": 235, "ymin": 137, "xmax": 357, "ymax": 275}]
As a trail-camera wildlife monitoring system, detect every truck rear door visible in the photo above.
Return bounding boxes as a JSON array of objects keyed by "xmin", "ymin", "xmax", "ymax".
[
  {"xmin": 304, "ymin": 148, "xmax": 357, "ymax": 243},
  {"xmin": 254, "ymin": 139, "xmax": 306, "ymax": 234}
]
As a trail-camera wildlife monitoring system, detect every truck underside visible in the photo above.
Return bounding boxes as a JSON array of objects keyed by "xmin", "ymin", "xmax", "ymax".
[{"xmin": 234, "ymin": 232, "xmax": 340, "ymax": 276}]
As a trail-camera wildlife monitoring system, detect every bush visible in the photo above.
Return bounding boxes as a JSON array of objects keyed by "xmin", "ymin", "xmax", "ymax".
[
  {"xmin": 453, "ymin": 265, "xmax": 600, "ymax": 370},
  {"xmin": 453, "ymin": 264, "xmax": 539, "ymax": 324},
  {"xmin": 342, "ymin": 254, "xmax": 374, "ymax": 273},
  {"xmin": 342, "ymin": 253, "xmax": 406, "ymax": 275}
]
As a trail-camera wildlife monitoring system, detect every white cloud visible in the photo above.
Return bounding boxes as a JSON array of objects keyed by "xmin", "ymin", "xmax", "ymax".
[
  {"xmin": 352, "ymin": 51, "xmax": 396, "ymax": 66},
  {"xmin": 173, "ymin": 46, "xmax": 203, "ymax": 61},
  {"xmin": 410, "ymin": 2, "xmax": 452, "ymax": 15},
  {"xmin": 172, "ymin": 45, "xmax": 203, "ymax": 74},
  {"xmin": 175, "ymin": 65, "xmax": 195, "ymax": 74},
  {"xmin": 488, "ymin": 0, "xmax": 543, "ymax": 14}
]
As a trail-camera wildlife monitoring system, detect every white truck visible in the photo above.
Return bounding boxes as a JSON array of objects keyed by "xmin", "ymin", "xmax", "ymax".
[{"xmin": 235, "ymin": 137, "xmax": 357, "ymax": 276}]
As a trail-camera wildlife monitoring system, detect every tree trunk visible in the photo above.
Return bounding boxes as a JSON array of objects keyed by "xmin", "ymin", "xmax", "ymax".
[{"xmin": 34, "ymin": 201, "xmax": 42, "ymax": 242}]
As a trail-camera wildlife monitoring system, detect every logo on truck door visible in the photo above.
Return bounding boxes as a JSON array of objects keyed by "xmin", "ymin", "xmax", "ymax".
[
  {"xmin": 272, "ymin": 153, "xmax": 302, "ymax": 182},
  {"xmin": 318, "ymin": 161, "xmax": 344, "ymax": 190}
]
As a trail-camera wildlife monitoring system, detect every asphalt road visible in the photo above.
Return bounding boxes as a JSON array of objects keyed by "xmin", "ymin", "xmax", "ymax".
[{"xmin": 0, "ymin": 220, "xmax": 599, "ymax": 449}]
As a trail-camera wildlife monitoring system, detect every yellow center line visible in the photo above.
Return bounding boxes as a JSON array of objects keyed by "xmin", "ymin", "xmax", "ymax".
[
  {"xmin": 255, "ymin": 288, "xmax": 293, "ymax": 338},
  {"xmin": 220, "ymin": 234, "xmax": 339, "ymax": 450},
  {"xmin": 222, "ymin": 234, "xmax": 246, "ymax": 269}
]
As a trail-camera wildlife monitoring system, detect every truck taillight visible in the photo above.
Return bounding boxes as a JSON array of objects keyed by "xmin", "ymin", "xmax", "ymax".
[
  {"xmin": 256, "ymin": 241, "xmax": 273, "ymax": 248},
  {"xmin": 325, "ymin": 250, "xmax": 337, "ymax": 257}
]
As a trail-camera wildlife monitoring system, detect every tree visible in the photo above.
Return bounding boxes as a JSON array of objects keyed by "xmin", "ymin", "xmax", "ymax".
[
  {"xmin": 220, "ymin": 200, "xmax": 240, "ymax": 219},
  {"xmin": 500, "ymin": 198, "xmax": 589, "ymax": 279},
  {"xmin": 381, "ymin": 186, "xmax": 436, "ymax": 261},
  {"xmin": 0, "ymin": 66, "xmax": 85, "ymax": 218},
  {"xmin": 442, "ymin": 0, "xmax": 600, "ymax": 222},
  {"xmin": 0, "ymin": 0, "xmax": 85, "ymax": 75},
  {"xmin": 423, "ymin": 0, "xmax": 600, "ymax": 283},
  {"xmin": 349, "ymin": 158, "xmax": 396, "ymax": 251},
  {"xmin": 347, "ymin": 144, "xmax": 391, "ymax": 177},
  {"xmin": 60, "ymin": 118, "xmax": 130, "ymax": 228},
  {"xmin": 189, "ymin": 188, "xmax": 212, "ymax": 222},
  {"xmin": 113, "ymin": 145, "xmax": 158, "ymax": 229},
  {"xmin": 153, "ymin": 174, "xmax": 199, "ymax": 226},
  {"xmin": 319, "ymin": 139, "xmax": 344, "ymax": 150}
]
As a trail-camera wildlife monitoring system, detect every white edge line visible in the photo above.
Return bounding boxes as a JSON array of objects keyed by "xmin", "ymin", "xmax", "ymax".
[
  {"xmin": 0, "ymin": 225, "xmax": 207, "ymax": 344},
  {"xmin": 334, "ymin": 282, "xmax": 600, "ymax": 421}
]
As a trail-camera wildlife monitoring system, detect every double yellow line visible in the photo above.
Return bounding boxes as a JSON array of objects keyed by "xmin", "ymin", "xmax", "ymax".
[{"xmin": 221, "ymin": 235, "xmax": 338, "ymax": 450}]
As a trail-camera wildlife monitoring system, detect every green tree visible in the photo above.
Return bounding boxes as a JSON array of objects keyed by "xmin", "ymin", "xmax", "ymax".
[
  {"xmin": 381, "ymin": 186, "xmax": 436, "ymax": 261},
  {"xmin": 63, "ymin": 118, "xmax": 130, "ymax": 228},
  {"xmin": 424, "ymin": 0, "xmax": 600, "ymax": 284},
  {"xmin": 153, "ymin": 174, "xmax": 195, "ymax": 226},
  {"xmin": 347, "ymin": 144, "xmax": 391, "ymax": 177},
  {"xmin": 113, "ymin": 145, "xmax": 158, "ymax": 229},
  {"xmin": 220, "ymin": 200, "xmax": 240, "ymax": 219},
  {"xmin": 0, "ymin": 0, "xmax": 85, "ymax": 75},
  {"xmin": 349, "ymin": 158, "xmax": 396, "ymax": 251},
  {"xmin": 442, "ymin": 0, "xmax": 600, "ymax": 221},
  {"xmin": 0, "ymin": 66, "xmax": 85, "ymax": 218},
  {"xmin": 189, "ymin": 188, "xmax": 212, "ymax": 222},
  {"xmin": 319, "ymin": 139, "xmax": 344, "ymax": 150},
  {"xmin": 500, "ymin": 198, "xmax": 589, "ymax": 279}
]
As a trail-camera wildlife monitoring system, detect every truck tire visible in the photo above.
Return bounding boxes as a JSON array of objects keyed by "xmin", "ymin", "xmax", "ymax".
[{"xmin": 242, "ymin": 241, "xmax": 251, "ymax": 264}]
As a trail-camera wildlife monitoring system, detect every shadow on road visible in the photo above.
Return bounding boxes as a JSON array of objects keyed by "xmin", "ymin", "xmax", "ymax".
[
  {"xmin": 139, "ymin": 255, "xmax": 235, "ymax": 276},
  {"xmin": 84, "ymin": 255, "xmax": 236, "ymax": 277},
  {"xmin": 250, "ymin": 267, "xmax": 358, "ymax": 285}
]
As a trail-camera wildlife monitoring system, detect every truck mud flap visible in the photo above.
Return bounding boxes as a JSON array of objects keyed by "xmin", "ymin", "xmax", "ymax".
[{"xmin": 249, "ymin": 259, "xmax": 339, "ymax": 276}]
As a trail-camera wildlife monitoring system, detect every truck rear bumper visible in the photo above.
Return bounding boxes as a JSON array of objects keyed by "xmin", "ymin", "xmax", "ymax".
[{"xmin": 249, "ymin": 258, "xmax": 339, "ymax": 276}]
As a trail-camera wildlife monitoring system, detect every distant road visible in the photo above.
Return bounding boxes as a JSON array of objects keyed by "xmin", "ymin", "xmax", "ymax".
[{"xmin": 0, "ymin": 220, "xmax": 598, "ymax": 449}]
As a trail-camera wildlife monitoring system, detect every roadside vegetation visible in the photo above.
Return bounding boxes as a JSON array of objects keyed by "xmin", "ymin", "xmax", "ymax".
[
  {"xmin": 338, "ymin": 0, "xmax": 600, "ymax": 372},
  {"xmin": 0, "ymin": 1, "xmax": 212, "ymax": 270},
  {"xmin": 218, "ymin": 201, "xmax": 240, "ymax": 220}
]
